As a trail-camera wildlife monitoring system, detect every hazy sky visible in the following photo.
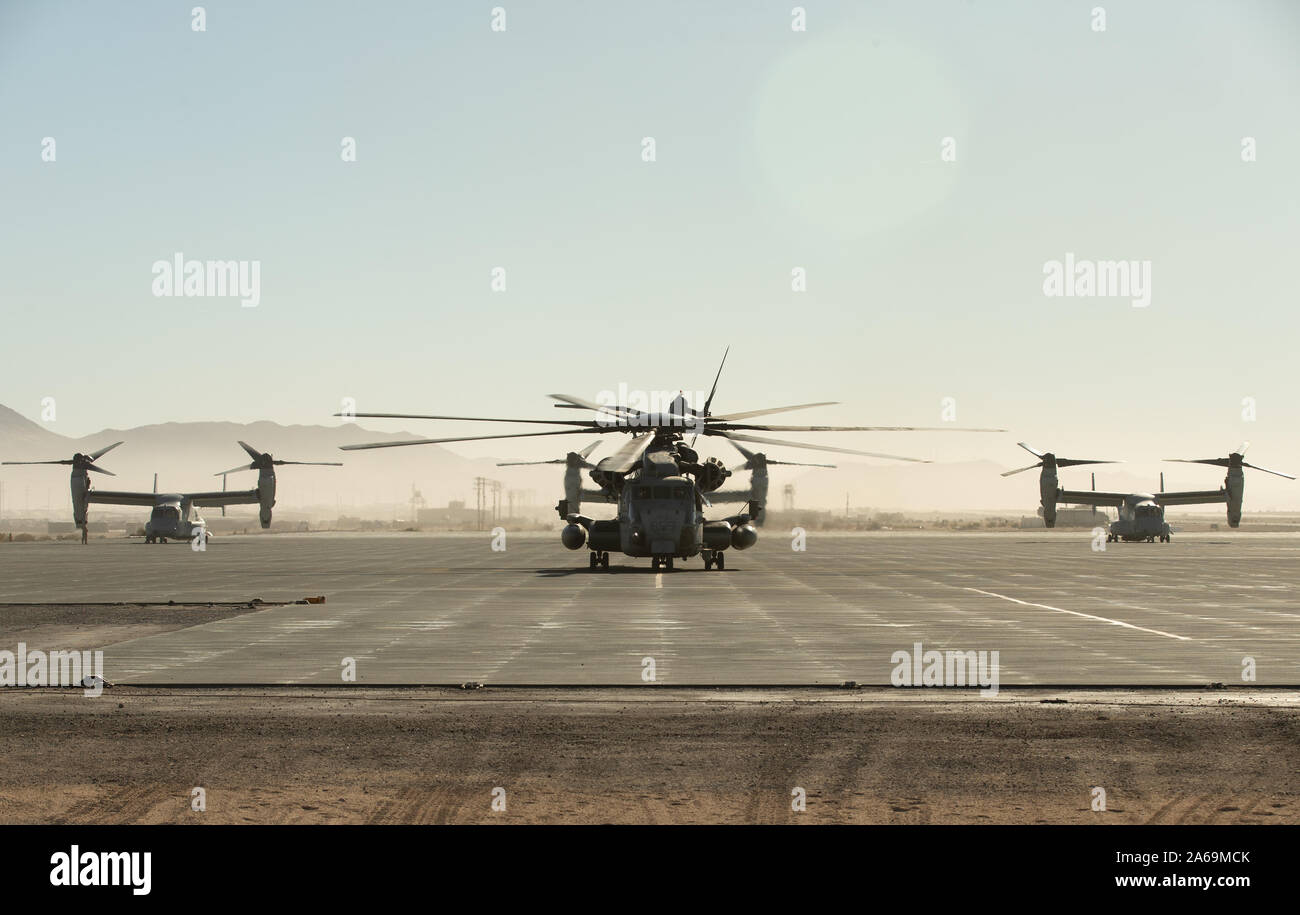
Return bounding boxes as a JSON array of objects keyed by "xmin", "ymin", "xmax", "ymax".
[{"xmin": 3, "ymin": 1, "xmax": 1299, "ymax": 499}]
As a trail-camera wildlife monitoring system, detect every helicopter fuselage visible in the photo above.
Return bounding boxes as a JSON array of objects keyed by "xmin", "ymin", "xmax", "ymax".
[
  {"xmin": 1107, "ymin": 496, "xmax": 1171, "ymax": 543},
  {"xmin": 143, "ymin": 497, "xmax": 207, "ymax": 543},
  {"xmin": 561, "ymin": 435, "xmax": 758, "ymax": 569}
]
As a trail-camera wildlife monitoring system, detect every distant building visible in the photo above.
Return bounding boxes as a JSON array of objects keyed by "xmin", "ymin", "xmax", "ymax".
[
  {"xmin": 417, "ymin": 501, "xmax": 480, "ymax": 527},
  {"xmin": 1021, "ymin": 507, "xmax": 1110, "ymax": 529}
]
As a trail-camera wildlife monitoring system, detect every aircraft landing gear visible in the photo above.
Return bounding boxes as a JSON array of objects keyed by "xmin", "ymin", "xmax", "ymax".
[
  {"xmin": 704, "ymin": 550, "xmax": 725, "ymax": 570},
  {"xmin": 652, "ymin": 556, "xmax": 674, "ymax": 571},
  {"xmin": 589, "ymin": 551, "xmax": 610, "ymax": 570}
]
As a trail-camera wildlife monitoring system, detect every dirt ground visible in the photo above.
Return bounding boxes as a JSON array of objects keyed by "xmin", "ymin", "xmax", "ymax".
[
  {"xmin": 0, "ymin": 601, "xmax": 270, "ymax": 654},
  {"xmin": 0, "ymin": 688, "xmax": 1295, "ymax": 824}
]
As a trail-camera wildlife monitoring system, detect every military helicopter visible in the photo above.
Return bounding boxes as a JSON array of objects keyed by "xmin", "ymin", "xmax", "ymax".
[
  {"xmin": 1003, "ymin": 442, "xmax": 1294, "ymax": 542},
  {"xmin": 338, "ymin": 352, "xmax": 1003, "ymax": 569},
  {"xmin": 2, "ymin": 441, "xmax": 340, "ymax": 544}
]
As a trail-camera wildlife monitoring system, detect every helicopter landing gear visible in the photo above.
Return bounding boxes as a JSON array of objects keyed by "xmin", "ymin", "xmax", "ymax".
[
  {"xmin": 589, "ymin": 551, "xmax": 610, "ymax": 570},
  {"xmin": 652, "ymin": 556, "xmax": 674, "ymax": 571},
  {"xmin": 704, "ymin": 550, "xmax": 724, "ymax": 570}
]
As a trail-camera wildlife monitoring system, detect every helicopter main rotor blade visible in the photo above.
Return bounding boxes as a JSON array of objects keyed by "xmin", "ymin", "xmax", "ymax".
[
  {"xmin": 598, "ymin": 434, "xmax": 654, "ymax": 473},
  {"xmin": 730, "ymin": 458, "xmax": 834, "ymax": 470},
  {"xmin": 216, "ymin": 463, "xmax": 255, "ymax": 475},
  {"xmin": 710, "ymin": 430, "xmax": 930, "ymax": 462},
  {"xmin": 714, "ymin": 423, "xmax": 1005, "ymax": 433},
  {"xmin": 88, "ymin": 441, "xmax": 124, "ymax": 461},
  {"xmin": 336, "ymin": 411, "xmax": 602, "ymax": 428},
  {"xmin": 552, "ymin": 403, "xmax": 645, "ymax": 418},
  {"xmin": 578, "ymin": 441, "xmax": 602, "ymax": 459},
  {"xmin": 237, "ymin": 441, "xmax": 264, "ymax": 461},
  {"xmin": 496, "ymin": 459, "xmax": 565, "ymax": 466},
  {"xmin": 700, "ymin": 346, "xmax": 729, "ymax": 418},
  {"xmin": 707, "ymin": 402, "xmax": 839, "ymax": 422},
  {"xmin": 272, "ymin": 460, "xmax": 344, "ymax": 467},
  {"xmin": 86, "ymin": 465, "xmax": 116, "ymax": 476},
  {"xmin": 341, "ymin": 428, "xmax": 605, "ymax": 451},
  {"xmin": 707, "ymin": 489, "xmax": 757, "ymax": 503},
  {"xmin": 1, "ymin": 459, "xmax": 73, "ymax": 466},
  {"xmin": 551, "ymin": 398, "xmax": 699, "ymax": 427},
  {"xmin": 545, "ymin": 395, "xmax": 643, "ymax": 420},
  {"xmin": 1017, "ymin": 442, "xmax": 1046, "ymax": 458}
]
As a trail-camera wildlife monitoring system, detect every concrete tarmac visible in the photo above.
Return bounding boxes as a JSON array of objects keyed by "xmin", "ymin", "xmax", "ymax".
[{"xmin": 0, "ymin": 531, "xmax": 1297, "ymax": 685}]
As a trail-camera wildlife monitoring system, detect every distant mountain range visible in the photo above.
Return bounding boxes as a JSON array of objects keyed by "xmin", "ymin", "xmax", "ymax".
[
  {"xmin": 0, "ymin": 403, "xmax": 518, "ymax": 517},
  {"xmin": 0, "ymin": 403, "xmax": 1286, "ymax": 519}
]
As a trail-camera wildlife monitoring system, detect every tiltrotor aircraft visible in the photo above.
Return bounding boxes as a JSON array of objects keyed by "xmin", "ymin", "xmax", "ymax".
[
  {"xmin": 339, "ymin": 353, "xmax": 1002, "ymax": 569},
  {"xmin": 497, "ymin": 441, "xmax": 604, "ymax": 513},
  {"xmin": 2, "ymin": 441, "xmax": 340, "ymax": 543},
  {"xmin": 1003, "ymin": 442, "xmax": 1294, "ymax": 542},
  {"xmin": 696, "ymin": 441, "xmax": 834, "ymax": 526}
]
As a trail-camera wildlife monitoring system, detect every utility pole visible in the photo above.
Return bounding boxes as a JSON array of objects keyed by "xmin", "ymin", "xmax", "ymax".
[
  {"xmin": 473, "ymin": 477, "xmax": 501, "ymax": 529},
  {"xmin": 473, "ymin": 477, "xmax": 487, "ymax": 529}
]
